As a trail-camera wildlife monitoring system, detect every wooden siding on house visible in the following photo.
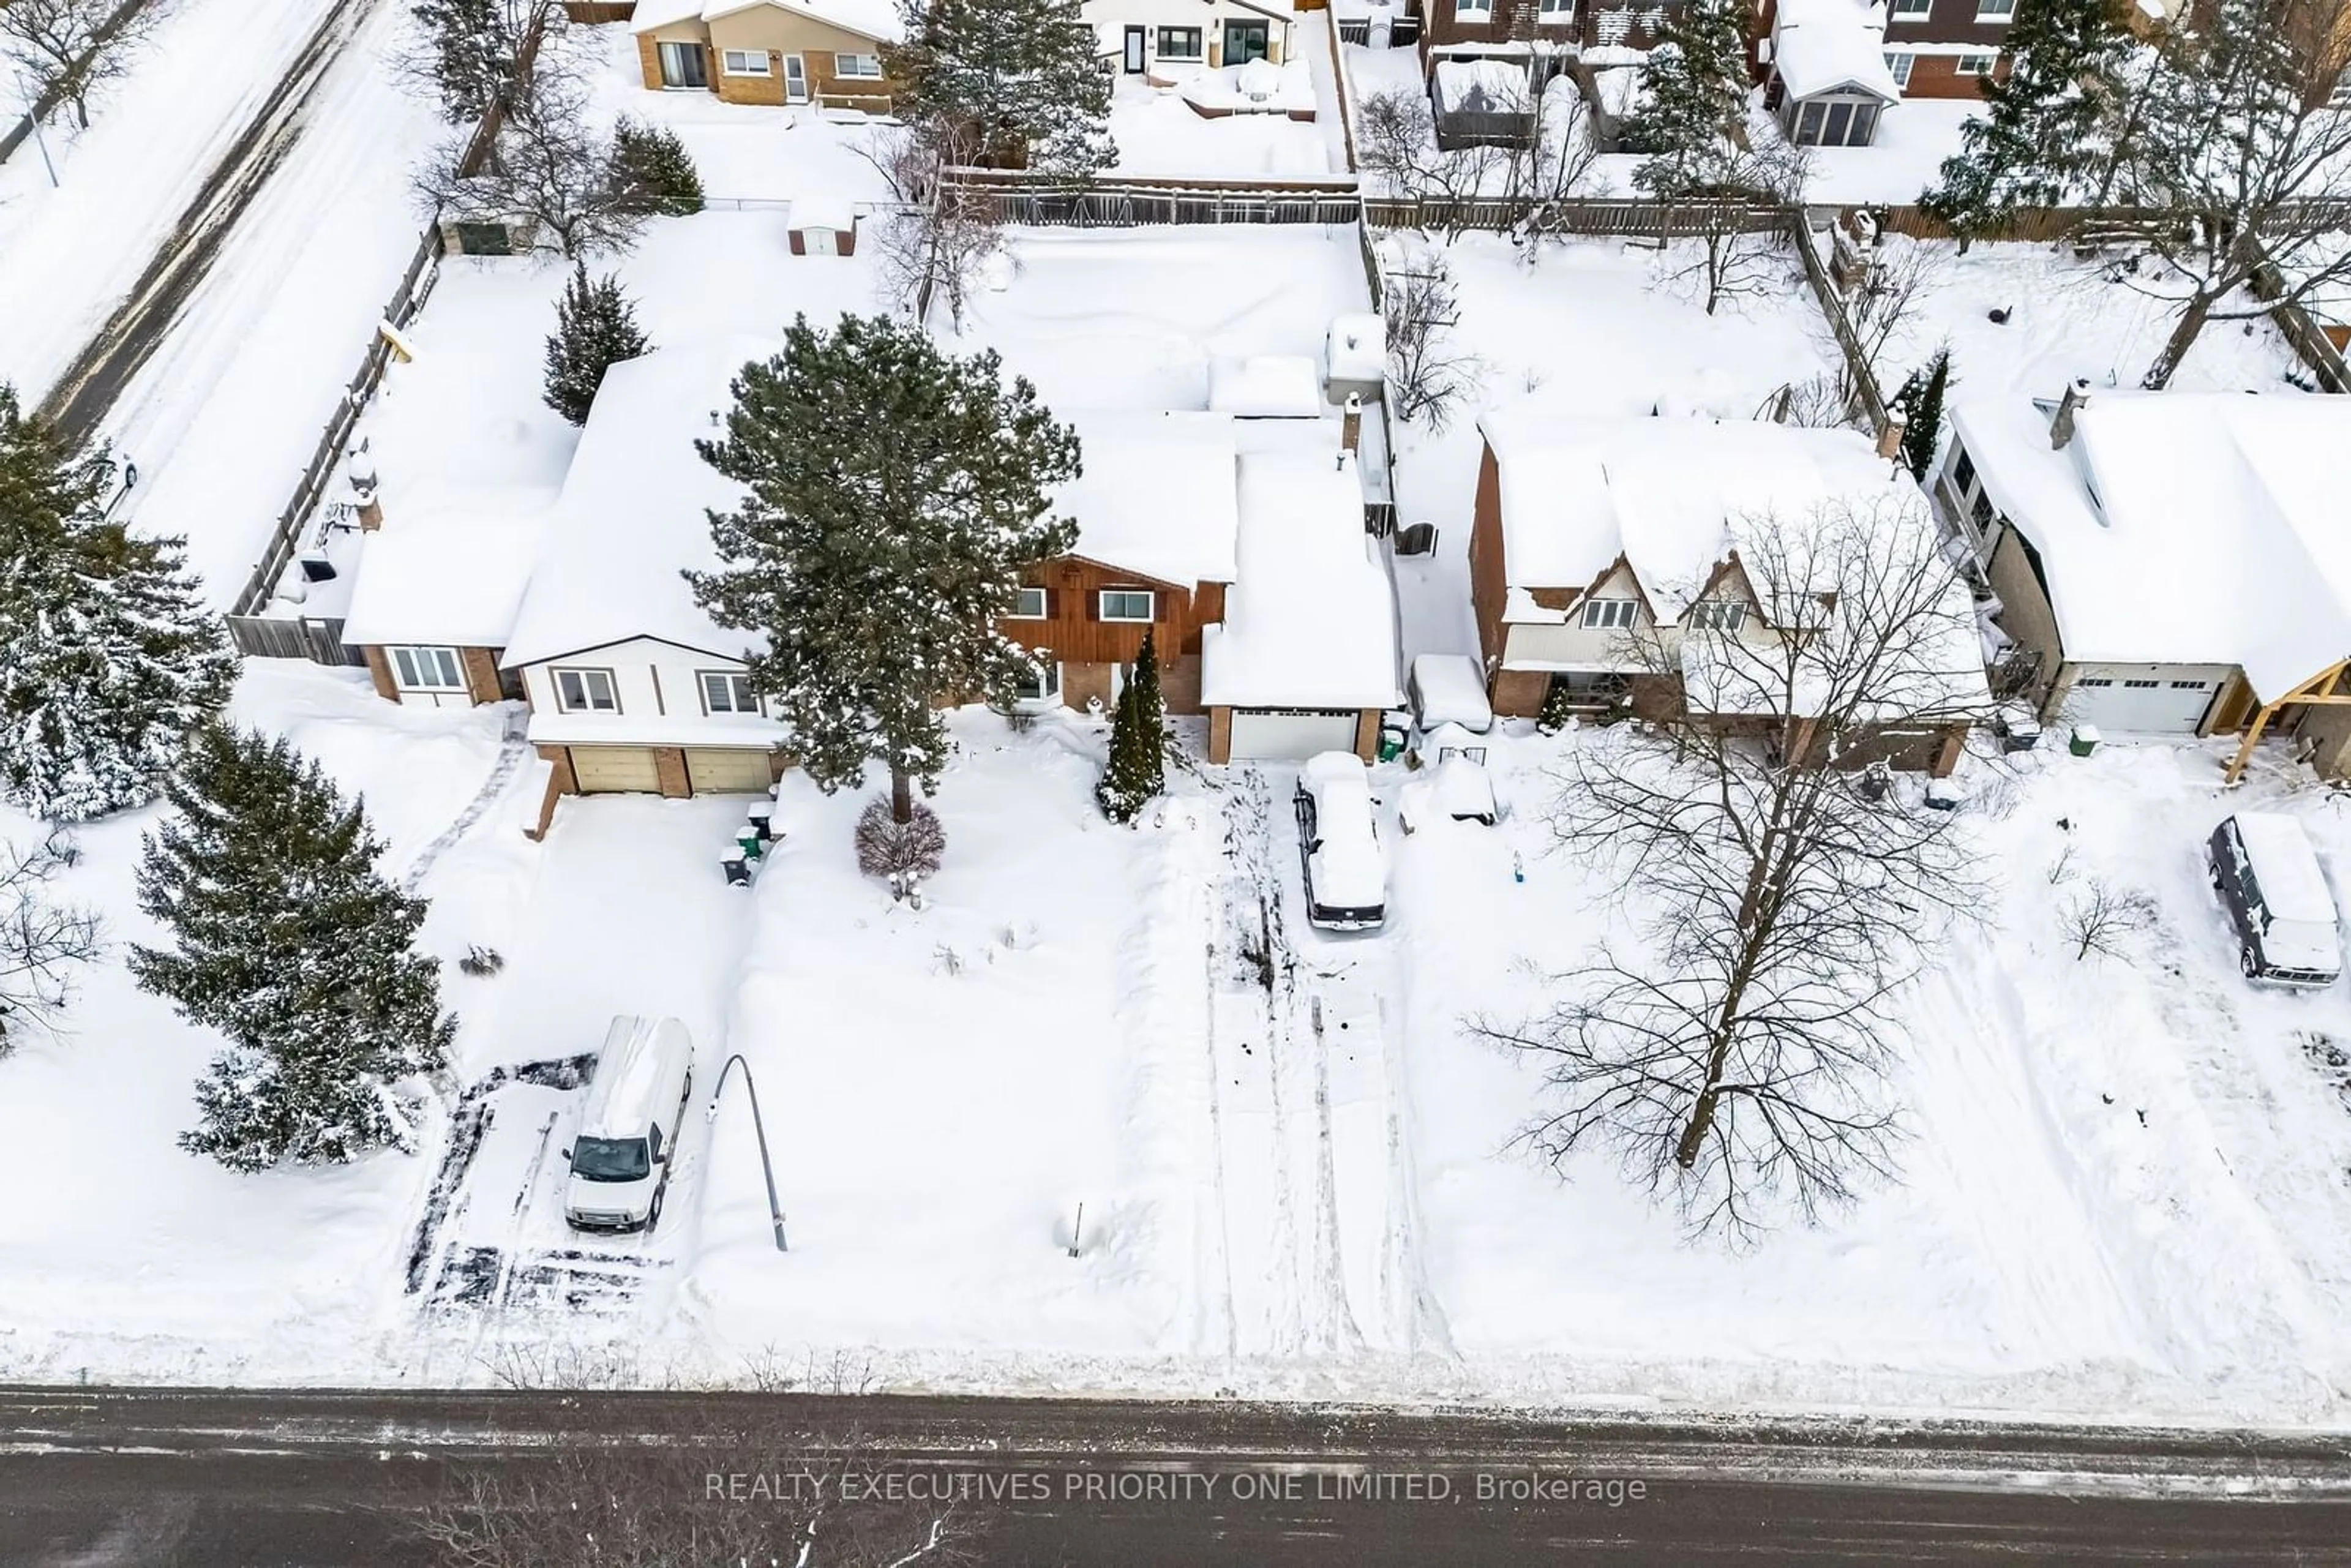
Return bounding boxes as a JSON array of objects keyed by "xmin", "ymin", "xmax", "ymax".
[{"xmin": 998, "ymin": 554, "xmax": 1223, "ymax": 673}]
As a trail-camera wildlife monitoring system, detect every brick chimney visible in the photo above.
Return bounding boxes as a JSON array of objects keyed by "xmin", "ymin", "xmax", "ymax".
[
  {"xmin": 2049, "ymin": 378, "xmax": 2092, "ymax": 449},
  {"xmin": 1875, "ymin": 413, "xmax": 1906, "ymax": 462},
  {"xmin": 1342, "ymin": 392, "xmax": 1363, "ymax": 453}
]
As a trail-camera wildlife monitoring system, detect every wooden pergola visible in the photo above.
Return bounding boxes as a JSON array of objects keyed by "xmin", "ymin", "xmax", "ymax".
[{"xmin": 2225, "ymin": 657, "xmax": 2351, "ymax": 784}]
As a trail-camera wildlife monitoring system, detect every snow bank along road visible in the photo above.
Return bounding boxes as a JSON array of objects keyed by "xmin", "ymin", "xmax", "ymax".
[
  {"xmin": 35, "ymin": 0, "xmax": 392, "ymax": 441},
  {"xmin": 4, "ymin": 1389, "xmax": 2349, "ymax": 1566}
]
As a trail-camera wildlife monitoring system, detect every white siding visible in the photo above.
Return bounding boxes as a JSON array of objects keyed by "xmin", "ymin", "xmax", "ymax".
[{"xmin": 520, "ymin": 636, "xmax": 759, "ymax": 740}]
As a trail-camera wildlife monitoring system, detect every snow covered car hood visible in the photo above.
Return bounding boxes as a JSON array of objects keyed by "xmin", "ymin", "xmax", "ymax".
[
  {"xmin": 565, "ymin": 1169, "xmax": 657, "ymax": 1221},
  {"xmin": 2260, "ymin": 917, "xmax": 2341, "ymax": 977}
]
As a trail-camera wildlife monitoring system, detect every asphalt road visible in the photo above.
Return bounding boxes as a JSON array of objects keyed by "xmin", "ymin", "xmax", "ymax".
[
  {"xmin": 5, "ymin": 1387, "xmax": 2351, "ymax": 1565},
  {"xmin": 36, "ymin": 0, "xmax": 390, "ymax": 442}
]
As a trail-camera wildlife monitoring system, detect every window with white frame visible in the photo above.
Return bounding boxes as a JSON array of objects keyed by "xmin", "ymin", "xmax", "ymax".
[
  {"xmin": 700, "ymin": 671, "xmax": 757, "ymax": 714},
  {"xmin": 1688, "ymin": 601, "xmax": 1747, "ymax": 632},
  {"xmin": 1453, "ymin": 0, "xmax": 1494, "ymax": 19},
  {"xmin": 1010, "ymin": 585, "xmax": 1048, "ymax": 619},
  {"xmin": 1884, "ymin": 50, "xmax": 1914, "ymax": 88},
  {"xmin": 1955, "ymin": 51, "xmax": 1998, "ymax": 75},
  {"xmin": 1581, "ymin": 597, "xmax": 1637, "ymax": 630},
  {"xmin": 834, "ymin": 51, "xmax": 883, "ymax": 78},
  {"xmin": 1099, "ymin": 588, "xmax": 1155, "ymax": 623},
  {"xmin": 1975, "ymin": 0, "xmax": 2015, "ymax": 17},
  {"xmin": 553, "ymin": 668, "xmax": 620, "ymax": 713},
  {"xmin": 721, "ymin": 48, "xmax": 770, "ymax": 75},
  {"xmin": 1015, "ymin": 661, "xmax": 1062, "ymax": 702},
  {"xmin": 389, "ymin": 646, "xmax": 464, "ymax": 690},
  {"xmin": 1890, "ymin": 0, "xmax": 1931, "ymax": 15},
  {"xmin": 1537, "ymin": 0, "xmax": 1572, "ymax": 17}
]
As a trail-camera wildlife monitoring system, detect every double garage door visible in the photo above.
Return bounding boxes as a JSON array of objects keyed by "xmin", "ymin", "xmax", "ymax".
[
  {"xmin": 1229, "ymin": 708, "xmax": 1360, "ymax": 762},
  {"xmin": 567, "ymin": 746, "xmax": 774, "ymax": 795},
  {"xmin": 2068, "ymin": 675, "xmax": 2219, "ymax": 735}
]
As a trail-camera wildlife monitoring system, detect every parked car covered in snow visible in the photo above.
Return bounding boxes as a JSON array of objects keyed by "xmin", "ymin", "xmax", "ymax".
[
  {"xmin": 1407, "ymin": 653, "xmax": 1493, "ymax": 734},
  {"xmin": 2208, "ymin": 814, "xmax": 2341, "ymax": 988},
  {"xmin": 563, "ymin": 1015, "xmax": 696, "ymax": 1232},
  {"xmin": 1295, "ymin": 751, "xmax": 1387, "ymax": 931},
  {"xmin": 1399, "ymin": 722, "xmax": 1497, "ymax": 831}
]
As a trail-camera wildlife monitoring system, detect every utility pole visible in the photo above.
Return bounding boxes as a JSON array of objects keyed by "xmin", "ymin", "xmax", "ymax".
[
  {"xmin": 707, "ymin": 1053, "xmax": 788, "ymax": 1252},
  {"xmin": 16, "ymin": 76, "xmax": 57, "ymax": 189}
]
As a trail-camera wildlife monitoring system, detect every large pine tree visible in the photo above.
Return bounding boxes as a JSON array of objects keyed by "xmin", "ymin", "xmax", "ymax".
[
  {"xmin": 688, "ymin": 314, "xmax": 1080, "ymax": 824},
  {"xmin": 0, "ymin": 386, "xmax": 235, "ymax": 822},
  {"xmin": 543, "ymin": 263, "xmax": 652, "ymax": 426},
  {"xmin": 1919, "ymin": 0, "xmax": 2132, "ymax": 239},
  {"xmin": 132, "ymin": 726, "xmax": 456, "ymax": 1171},
  {"xmin": 611, "ymin": 117, "xmax": 706, "ymax": 217},
  {"xmin": 1895, "ymin": 348, "xmax": 1951, "ymax": 484},
  {"xmin": 1621, "ymin": 0, "xmax": 1750, "ymax": 195},
  {"xmin": 887, "ymin": 0, "xmax": 1114, "ymax": 175},
  {"xmin": 411, "ymin": 0, "xmax": 522, "ymax": 123}
]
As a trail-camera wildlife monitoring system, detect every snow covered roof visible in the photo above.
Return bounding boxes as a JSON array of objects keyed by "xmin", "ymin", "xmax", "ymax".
[
  {"xmin": 502, "ymin": 339, "xmax": 768, "ymax": 670},
  {"xmin": 583, "ymin": 1016, "xmax": 690, "ymax": 1139},
  {"xmin": 1201, "ymin": 448, "xmax": 1401, "ymax": 709},
  {"xmin": 1950, "ymin": 392, "xmax": 2351, "ymax": 700},
  {"xmin": 1325, "ymin": 313, "xmax": 1385, "ymax": 386},
  {"xmin": 340, "ymin": 495, "xmax": 551, "ymax": 650},
  {"xmin": 1478, "ymin": 411, "xmax": 1913, "ymax": 619},
  {"xmin": 1770, "ymin": 0, "xmax": 1900, "ymax": 102},
  {"xmin": 1208, "ymin": 355, "xmax": 1324, "ymax": 419},
  {"xmin": 1410, "ymin": 652, "xmax": 1494, "ymax": 731},
  {"xmin": 1054, "ymin": 411, "xmax": 1241, "ymax": 587},
  {"xmin": 636, "ymin": 0, "xmax": 901, "ymax": 43},
  {"xmin": 1434, "ymin": 58, "xmax": 1531, "ymax": 111},
  {"xmin": 791, "ymin": 195, "xmax": 858, "ymax": 232},
  {"xmin": 2232, "ymin": 813, "xmax": 2338, "ymax": 926}
]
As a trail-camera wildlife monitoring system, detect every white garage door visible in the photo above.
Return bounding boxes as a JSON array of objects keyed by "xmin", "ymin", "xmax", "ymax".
[
  {"xmin": 1229, "ymin": 708, "xmax": 1359, "ymax": 761},
  {"xmin": 569, "ymin": 746, "xmax": 662, "ymax": 793},
  {"xmin": 686, "ymin": 748, "xmax": 773, "ymax": 794},
  {"xmin": 2068, "ymin": 675, "xmax": 2217, "ymax": 734}
]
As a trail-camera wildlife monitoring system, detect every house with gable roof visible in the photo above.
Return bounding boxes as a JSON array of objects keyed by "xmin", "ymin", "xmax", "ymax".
[{"xmin": 632, "ymin": 0, "xmax": 901, "ymax": 110}]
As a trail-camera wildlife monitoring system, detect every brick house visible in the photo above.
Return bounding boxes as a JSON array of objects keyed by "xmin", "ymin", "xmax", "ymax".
[{"xmin": 631, "ymin": 0, "xmax": 901, "ymax": 111}]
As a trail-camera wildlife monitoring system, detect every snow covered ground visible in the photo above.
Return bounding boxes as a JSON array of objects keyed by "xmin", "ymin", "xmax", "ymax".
[
  {"xmin": 1872, "ymin": 234, "xmax": 2315, "ymax": 399},
  {"xmin": 0, "ymin": 0, "xmax": 357, "ymax": 401}
]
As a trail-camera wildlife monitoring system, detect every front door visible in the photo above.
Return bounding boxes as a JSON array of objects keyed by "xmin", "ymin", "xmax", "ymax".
[
  {"xmin": 1123, "ymin": 24, "xmax": 1146, "ymax": 72},
  {"xmin": 656, "ymin": 40, "xmax": 707, "ymax": 89},
  {"xmin": 784, "ymin": 53, "xmax": 809, "ymax": 103},
  {"xmin": 1223, "ymin": 20, "xmax": 1270, "ymax": 64}
]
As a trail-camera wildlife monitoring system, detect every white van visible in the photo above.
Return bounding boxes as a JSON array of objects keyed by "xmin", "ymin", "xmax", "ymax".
[{"xmin": 563, "ymin": 1016, "xmax": 696, "ymax": 1233}]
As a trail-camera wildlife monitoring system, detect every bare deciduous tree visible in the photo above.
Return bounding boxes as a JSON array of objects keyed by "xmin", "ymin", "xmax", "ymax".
[
  {"xmin": 413, "ymin": 68, "xmax": 645, "ymax": 258},
  {"xmin": 860, "ymin": 121, "xmax": 1003, "ymax": 331},
  {"xmin": 0, "ymin": 830, "xmax": 103, "ymax": 1054},
  {"xmin": 1504, "ymin": 71, "xmax": 1603, "ymax": 247},
  {"xmin": 1837, "ymin": 238, "xmax": 1944, "ymax": 408},
  {"xmin": 1651, "ymin": 141, "xmax": 1810, "ymax": 318},
  {"xmin": 1, "ymin": 0, "xmax": 161, "ymax": 130},
  {"xmin": 1477, "ymin": 500, "xmax": 1990, "ymax": 1240},
  {"xmin": 1384, "ymin": 259, "xmax": 1480, "ymax": 432},
  {"xmin": 1357, "ymin": 87, "xmax": 1509, "ymax": 242},
  {"xmin": 2110, "ymin": 0, "xmax": 2351, "ymax": 388},
  {"xmin": 2059, "ymin": 877, "xmax": 2160, "ymax": 962},
  {"xmin": 412, "ymin": 1424, "xmax": 987, "ymax": 1567}
]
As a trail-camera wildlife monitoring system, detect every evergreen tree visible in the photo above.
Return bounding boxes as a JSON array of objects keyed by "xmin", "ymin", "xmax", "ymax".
[
  {"xmin": 131, "ymin": 726, "xmax": 456, "ymax": 1171},
  {"xmin": 1096, "ymin": 629, "xmax": 1166, "ymax": 822},
  {"xmin": 612, "ymin": 116, "xmax": 705, "ymax": 216},
  {"xmin": 542, "ymin": 263, "xmax": 651, "ymax": 426},
  {"xmin": 1620, "ymin": 0, "xmax": 1749, "ymax": 193},
  {"xmin": 0, "ymin": 388, "xmax": 235, "ymax": 822},
  {"xmin": 411, "ymin": 0, "xmax": 521, "ymax": 123},
  {"xmin": 688, "ymin": 314, "xmax": 1081, "ymax": 826},
  {"xmin": 1918, "ymin": 0, "xmax": 2132, "ymax": 240},
  {"xmin": 887, "ymin": 0, "xmax": 1114, "ymax": 175},
  {"xmin": 1895, "ymin": 348, "xmax": 1951, "ymax": 483}
]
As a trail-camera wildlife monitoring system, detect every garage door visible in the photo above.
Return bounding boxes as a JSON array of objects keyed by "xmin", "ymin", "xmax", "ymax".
[
  {"xmin": 2068, "ymin": 675, "xmax": 2216, "ymax": 734},
  {"xmin": 569, "ymin": 746, "xmax": 661, "ymax": 793},
  {"xmin": 1229, "ymin": 708, "xmax": 1359, "ymax": 761},
  {"xmin": 686, "ymin": 747, "xmax": 773, "ymax": 794}
]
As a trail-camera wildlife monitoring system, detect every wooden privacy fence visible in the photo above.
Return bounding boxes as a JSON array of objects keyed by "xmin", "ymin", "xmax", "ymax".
[
  {"xmin": 1362, "ymin": 193, "xmax": 1785, "ymax": 236},
  {"xmin": 225, "ymin": 613, "xmax": 364, "ymax": 666},
  {"xmin": 942, "ymin": 169, "xmax": 1364, "ymax": 226}
]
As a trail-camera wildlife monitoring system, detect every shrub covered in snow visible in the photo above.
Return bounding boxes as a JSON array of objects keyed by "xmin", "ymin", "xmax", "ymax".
[
  {"xmin": 542, "ymin": 263, "xmax": 651, "ymax": 426},
  {"xmin": 130, "ymin": 726, "xmax": 456, "ymax": 1171},
  {"xmin": 1097, "ymin": 630, "xmax": 1166, "ymax": 823},
  {"xmin": 856, "ymin": 797, "xmax": 947, "ymax": 891},
  {"xmin": 611, "ymin": 117, "xmax": 705, "ymax": 217}
]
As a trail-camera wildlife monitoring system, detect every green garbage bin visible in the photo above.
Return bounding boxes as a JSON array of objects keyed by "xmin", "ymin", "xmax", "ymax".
[
  {"xmin": 2068, "ymin": 724, "xmax": 2101, "ymax": 758},
  {"xmin": 1377, "ymin": 722, "xmax": 1408, "ymax": 763}
]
